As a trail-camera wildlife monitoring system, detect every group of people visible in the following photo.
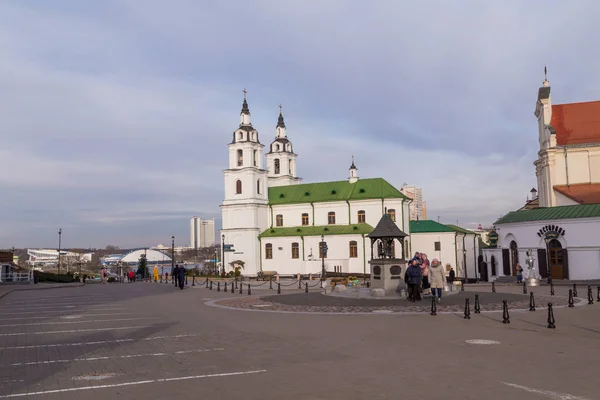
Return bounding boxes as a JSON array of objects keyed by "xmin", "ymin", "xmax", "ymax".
[{"xmin": 404, "ymin": 252, "xmax": 454, "ymax": 303}]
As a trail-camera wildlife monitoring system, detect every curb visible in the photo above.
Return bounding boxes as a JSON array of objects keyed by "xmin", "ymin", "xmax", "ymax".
[{"xmin": 0, "ymin": 283, "xmax": 86, "ymax": 300}]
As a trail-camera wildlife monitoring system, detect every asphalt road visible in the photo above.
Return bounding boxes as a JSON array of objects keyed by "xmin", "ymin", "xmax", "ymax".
[{"xmin": 0, "ymin": 282, "xmax": 599, "ymax": 399}]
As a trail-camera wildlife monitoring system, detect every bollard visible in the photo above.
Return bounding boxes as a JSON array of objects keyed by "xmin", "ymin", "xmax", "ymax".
[
  {"xmin": 248, "ymin": 284, "xmax": 251, "ymax": 295},
  {"xmin": 568, "ymin": 289, "xmax": 574, "ymax": 307},
  {"xmin": 305, "ymin": 282, "xmax": 308, "ymax": 293},
  {"xmin": 298, "ymin": 279, "xmax": 302, "ymax": 289},
  {"xmin": 269, "ymin": 278, "xmax": 273, "ymax": 290},
  {"xmin": 430, "ymin": 295, "xmax": 437, "ymax": 316},
  {"xmin": 597, "ymin": 286, "xmax": 600, "ymax": 302},
  {"xmin": 550, "ymin": 282, "xmax": 555, "ymax": 296},
  {"xmin": 210, "ymin": 280, "xmax": 213, "ymax": 290},
  {"xmin": 239, "ymin": 283, "xmax": 243, "ymax": 294},
  {"xmin": 547, "ymin": 303, "xmax": 556, "ymax": 329},
  {"xmin": 277, "ymin": 283, "xmax": 281, "ymax": 294},
  {"xmin": 192, "ymin": 276, "xmax": 195, "ymax": 286},
  {"xmin": 463, "ymin": 298, "xmax": 471, "ymax": 319},
  {"xmin": 367, "ymin": 281, "xmax": 370, "ymax": 288},
  {"xmin": 231, "ymin": 281, "xmax": 235, "ymax": 293},
  {"xmin": 522, "ymin": 281, "xmax": 527, "ymax": 294},
  {"xmin": 588, "ymin": 285, "xmax": 593, "ymax": 305},
  {"xmin": 492, "ymin": 282, "xmax": 496, "ymax": 293},
  {"xmin": 474, "ymin": 294, "xmax": 481, "ymax": 314},
  {"xmin": 529, "ymin": 291, "xmax": 536, "ymax": 311},
  {"xmin": 224, "ymin": 282, "xmax": 228, "ymax": 292},
  {"xmin": 573, "ymin": 283, "xmax": 578, "ymax": 297},
  {"xmin": 461, "ymin": 281, "xmax": 464, "ymax": 292},
  {"xmin": 502, "ymin": 300, "xmax": 510, "ymax": 324},
  {"xmin": 160, "ymin": 276, "xmax": 162, "ymax": 283},
  {"xmin": 235, "ymin": 280, "xmax": 238, "ymax": 290},
  {"xmin": 217, "ymin": 282, "xmax": 220, "ymax": 292}
]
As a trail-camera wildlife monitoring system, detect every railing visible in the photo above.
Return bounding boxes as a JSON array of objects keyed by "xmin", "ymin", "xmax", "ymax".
[{"xmin": 0, "ymin": 271, "xmax": 33, "ymax": 283}]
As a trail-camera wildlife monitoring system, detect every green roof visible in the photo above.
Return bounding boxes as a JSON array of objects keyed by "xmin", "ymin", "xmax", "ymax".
[
  {"xmin": 259, "ymin": 223, "xmax": 374, "ymax": 238},
  {"xmin": 445, "ymin": 224, "xmax": 473, "ymax": 234},
  {"xmin": 268, "ymin": 178, "xmax": 408, "ymax": 205},
  {"xmin": 409, "ymin": 220, "xmax": 454, "ymax": 233},
  {"xmin": 494, "ymin": 204, "xmax": 600, "ymax": 224}
]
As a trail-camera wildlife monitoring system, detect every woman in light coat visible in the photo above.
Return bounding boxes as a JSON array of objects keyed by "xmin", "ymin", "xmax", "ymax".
[{"xmin": 429, "ymin": 258, "xmax": 446, "ymax": 302}]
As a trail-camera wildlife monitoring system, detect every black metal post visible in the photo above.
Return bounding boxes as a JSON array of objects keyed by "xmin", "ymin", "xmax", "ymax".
[
  {"xmin": 492, "ymin": 282, "xmax": 495, "ymax": 293},
  {"xmin": 463, "ymin": 298, "xmax": 470, "ymax": 319},
  {"xmin": 224, "ymin": 282, "xmax": 228, "ymax": 292},
  {"xmin": 588, "ymin": 285, "xmax": 593, "ymax": 305},
  {"xmin": 502, "ymin": 300, "xmax": 510, "ymax": 324},
  {"xmin": 597, "ymin": 286, "xmax": 600, "ymax": 302},
  {"xmin": 460, "ymin": 281, "xmax": 464, "ymax": 292},
  {"xmin": 298, "ymin": 279, "xmax": 302, "ymax": 289},
  {"xmin": 239, "ymin": 283, "xmax": 243, "ymax": 294},
  {"xmin": 235, "ymin": 279, "xmax": 238, "ymax": 290},
  {"xmin": 217, "ymin": 282, "xmax": 221, "ymax": 291},
  {"xmin": 221, "ymin": 234, "xmax": 225, "ymax": 276},
  {"xmin": 321, "ymin": 234, "xmax": 326, "ymax": 280},
  {"xmin": 209, "ymin": 280, "xmax": 213, "ymax": 290},
  {"xmin": 522, "ymin": 281, "xmax": 527, "ymax": 294},
  {"xmin": 305, "ymin": 282, "xmax": 308, "ymax": 293},
  {"xmin": 529, "ymin": 291, "xmax": 536, "ymax": 311},
  {"xmin": 171, "ymin": 236, "xmax": 175, "ymax": 279},
  {"xmin": 547, "ymin": 303, "xmax": 556, "ymax": 329},
  {"xmin": 568, "ymin": 289, "xmax": 574, "ymax": 307},
  {"xmin": 474, "ymin": 294, "xmax": 480, "ymax": 313},
  {"xmin": 430, "ymin": 295, "xmax": 437, "ymax": 316},
  {"xmin": 185, "ymin": 276, "xmax": 188, "ymax": 286},
  {"xmin": 231, "ymin": 281, "xmax": 234, "ymax": 293},
  {"xmin": 248, "ymin": 283, "xmax": 251, "ymax": 295},
  {"xmin": 573, "ymin": 283, "xmax": 578, "ymax": 297},
  {"xmin": 277, "ymin": 283, "xmax": 281, "ymax": 294},
  {"xmin": 269, "ymin": 278, "xmax": 272, "ymax": 289},
  {"xmin": 192, "ymin": 275, "xmax": 195, "ymax": 286},
  {"xmin": 57, "ymin": 228, "xmax": 62, "ymax": 275},
  {"xmin": 550, "ymin": 282, "xmax": 555, "ymax": 296}
]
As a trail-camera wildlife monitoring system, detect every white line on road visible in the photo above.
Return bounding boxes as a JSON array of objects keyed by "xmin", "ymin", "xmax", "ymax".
[
  {"xmin": 0, "ymin": 308, "xmax": 125, "ymax": 316},
  {"xmin": 3, "ymin": 348, "xmax": 224, "ymax": 366},
  {"xmin": 502, "ymin": 382, "xmax": 591, "ymax": 400},
  {"xmin": 0, "ymin": 325, "xmax": 152, "ymax": 336},
  {"xmin": 1, "ymin": 333, "xmax": 198, "ymax": 349},
  {"xmin": 0, "ymin": 369, "xmax": 267, "ymax": 398},
  {"xmin": 0, "ymin": 312, "xmax": 135, "ymax": 321},
  {"xmin": 0, "ymin": 317, "xmax": 150, "ymax": 327},
  {"xmin": 4, "ymin": 297, "xmax": 110, "ymax": 304},
  {"xmin": 5, "ymin": 304, "xmax": 118, "ymax": 310}
]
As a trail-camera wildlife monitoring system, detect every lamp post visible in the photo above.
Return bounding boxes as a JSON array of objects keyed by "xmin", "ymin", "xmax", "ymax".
[
  {"xmin": 221, "ymin": 234, "xmax": 225, "ymax": 276},
  {"xmin": 463, "ymin": 248, "xmax": 468, "ymax": 283},
  {"xmin": 171, "ymin": 236, "xmax": 175, "ymax": 277},
  {"xmin": 320, "ymin": 235, "xmax": 326, "ymax": 279},
  {"xmin": 57, "ymin": 228, "xmax": 62, "ymax": 275}
]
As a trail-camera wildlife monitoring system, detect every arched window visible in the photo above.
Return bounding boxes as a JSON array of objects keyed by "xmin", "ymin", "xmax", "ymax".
[
  {"xmin": 265, "ymin": 243, "xmax": 273, "ymax": 259},
  {"xmin": 275, "ymin": 144, "xmax": 280, "ymax": 151},
  {"xmin": 288, "ymin": 159, "xmax": 292, "ymax": 174},
  {"xmin": 257, "ymin": 179, "xmax": 261, "ymax": 194},
  {"xmin": 253, "ymin": 150, "xmax": 257, "ymax": 167},
  {"xmin": 275, "ymin": 214, "xmax": 283, "ymax": 227},
  {"xmin": 357, "ymin": 210, "xmax": 366, "ymax": 223},
  {"xmin": 301, "ymin": 213, "xmax": 309, "ymax": 226},
  {"xmin": 235, "ymin": 180, "xmax": 242, "ymax": 194},
  {"xmin": 349, "ymin": 241, "xmax": 358, "ymax": 258},
  {"xmin": 274, "ymin": 158, "xmax": 280, "ymax": 174},
  {"xmin": 328, "ymin": 212, "xmax": 336, "ymax": 224},
  {"xmin": 291, "ymin": 242, "xmax": 299, "ymax": 259},
  {"xmin": 238, "ymin": 132, "xmax": 243, "ymax": 140},
  {"xmin": 237, "ymin": 149, "xmax": 243, "ymax": 166},
  {"xmin": 387, "ymin": 209, "xmax": 396, "ymax": 222}
]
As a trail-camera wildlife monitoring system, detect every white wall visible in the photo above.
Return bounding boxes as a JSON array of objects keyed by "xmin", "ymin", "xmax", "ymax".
[{"xmin": 410, "ymin": 232, "xmax": 455, "ymax": 272}]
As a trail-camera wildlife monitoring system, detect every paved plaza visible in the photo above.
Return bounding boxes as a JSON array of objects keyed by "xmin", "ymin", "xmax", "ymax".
[{"xmin": 0, "ymin": 282, "xmax": 599, "ymax": 399}]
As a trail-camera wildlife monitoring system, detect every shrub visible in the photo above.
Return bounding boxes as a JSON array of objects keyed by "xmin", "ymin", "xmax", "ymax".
[
  {"xmin": 107, "ymin": 277, "xmax": 116, "ymax": 283},
  {"xmin": 34, "ymin": 271, "xmax": 76, "ymax": 283}
]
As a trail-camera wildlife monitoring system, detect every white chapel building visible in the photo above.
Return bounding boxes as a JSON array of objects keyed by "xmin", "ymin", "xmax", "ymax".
[
  {"xmin": 220, "ymin": 94, "xmax": 411, "ymax": 276},
  {"xmin": 483, "ymin": 72, "xmax": 600, "ymax": 281}
]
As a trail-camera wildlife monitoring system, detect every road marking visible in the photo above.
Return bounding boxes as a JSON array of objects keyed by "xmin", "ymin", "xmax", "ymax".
[
  {"xmin": 0, "ymin": 325, "xmax": 152, "ymax": 336},
  {"xmin": 2, "ymin": 348, "xmax": 223, "ymax": 366},
  {"xmin": 501, "ymin": 382, "xmax": 591, "ymax": 400},
  {"xmin": 4, "ymin": 297, "xmax": 110, "ymax": 304},
  {"xmin": 0, "ymin": 312, "xmax": 135, "ymax": 321},
  {"xmin": 73, "ymin": 373, "xmax": 120, "ymax": 381},
  {"xmin": 0, "ymin": 308, "xmax": 125, "ymax": 316},
  {"xmin": 0, "ymin": 317, "xmax": 150, "ymax": 328},
  {"xmin": 1, "ymin": 333, "xmax": 198, "ymax": 350},
  {"xmin": 5, "ymin": 304, "xmax": 116, "ymax": 310},
  {"xmin": 0, "ymin": 369, "xmax": 267, "ymax": 398},
  {"xmin": 466, "ymin": 339, "xmax": 501, "ymax": 345}
]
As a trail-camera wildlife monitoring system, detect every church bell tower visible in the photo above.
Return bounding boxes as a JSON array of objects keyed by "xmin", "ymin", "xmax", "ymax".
[{"xmin": 266, "ymin": 105, "xmax": 302, "ymax": 187}]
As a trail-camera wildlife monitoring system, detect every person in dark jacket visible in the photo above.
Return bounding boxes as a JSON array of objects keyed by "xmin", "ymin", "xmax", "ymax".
[
  {"xmin": 173, "ymin": 265, "xmax": 180, "ymax": 287},
  {"xmin": 406, "ymin": 259, "xmax": 423, "ymax": 302},
  {"xmin": 177, "ymin": 266, "xmax": 186, "ymax": 290}
]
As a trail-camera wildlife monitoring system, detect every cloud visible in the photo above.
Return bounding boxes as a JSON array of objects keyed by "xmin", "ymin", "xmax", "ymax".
[{"xmin": 1, "ymin": 0, "xmax": 598, "ymax": 248}]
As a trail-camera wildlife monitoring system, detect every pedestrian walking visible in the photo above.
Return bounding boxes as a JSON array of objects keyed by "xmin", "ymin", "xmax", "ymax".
[
  {"xmin": 421, "ymin": 253, "xmax": 430, "ymax": 290},
  {"xmin": 177, "ymin": 266, "xmax": 186, "ymax": 290},
  {"xmin": 406, "ymin": 259, "xmax": 423, "ymax": 302},
  {"xmin": 429, "ymin": 258, "xmax": 446, "ymax": 302}
]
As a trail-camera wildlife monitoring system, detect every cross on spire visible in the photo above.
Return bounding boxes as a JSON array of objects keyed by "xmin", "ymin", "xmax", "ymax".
[
  {"xmin": 544, "ymin": 66, "xmax": 547, "ymax": 81},
  {"xmin": 243, "ymin": 88, "xmax": 247, "ymax": 99}
]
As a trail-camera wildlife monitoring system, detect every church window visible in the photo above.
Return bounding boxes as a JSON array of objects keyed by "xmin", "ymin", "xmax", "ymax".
[
  {"xmin": 434, "ymin": 241, "xmax": 441, "ymax": 251},
  {"xmin": 357, "ymin": 210, "xmax": 366, "ymax": 223},
  {"xmin": 328, "ymin": 212, "xmax": 336, "ymax": 224},
  {"xmin": 237, "ymin": 149, "xmax": 243, "ymax": 166},
  {"xmin": 257, "ymin": 179, "xmax": 261, "ymax": 194},
  {"xmin": 291, "ymin": 242, "xmax": 299, "ymax": 259},
  {"xmin": 349, "ymin": 241, "xmax": 358, "ymax": 258},
  {"xmin": 238, "ymin": 132, "xmax": 243, "ymax": 140},
  {"xmin": 387, "ymin": 209, "xmax": 396, "ymax": 222},
  {"xmin": 301, "ymin": 213, "xmax": 309, "ymax": 226},
  {"xmin": 288, "ymin": 159, "xmax": 292, "ymax": 174},
  {"xmin": 265, "ymin": 243, "xmax": 273, "ymax": 259},
  {"xmin": 275, "ymin": 144, "xmax": 280, "ymax": 151},
  {"xmin": 235, "ymin": 180, "xmax": 242, "ymax": 194},
  {"xmin": 276, "ymin": 214, "xmax": 283, "ymax": 227},
  {"xmin": 274, "ymin": 158, "xmax": 280, "ymax": 174},
  {"xmin": 253, "ymin": 150, "xmax": 257, "ymax": 167}
]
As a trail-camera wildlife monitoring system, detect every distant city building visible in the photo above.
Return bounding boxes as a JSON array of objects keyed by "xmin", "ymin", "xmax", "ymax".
[
  {"xmin": 190, "ymin": 217, "xmax": 215, "ymax": 249},
  {"xmin": 27, "ymin": 249, "xmax": 93, "ymax": 269},
  {"xmin": 400, "ymin": 185, "xmax": 427, "ymax": 220}
]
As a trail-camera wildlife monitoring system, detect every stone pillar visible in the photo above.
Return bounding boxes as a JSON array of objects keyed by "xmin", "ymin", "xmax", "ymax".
[{"xmin": 369, "ymin": 258, "xmax": 406, "ymax": 297}]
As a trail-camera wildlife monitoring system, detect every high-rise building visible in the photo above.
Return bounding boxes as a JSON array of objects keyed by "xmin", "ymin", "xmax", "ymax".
[
  {"xmin": 400, "ymin": 185, "xmax": 427, "ymax": 220},
  {"xmin": 190, "ymin": 217, "xmax": 215, "ymax": 249}
]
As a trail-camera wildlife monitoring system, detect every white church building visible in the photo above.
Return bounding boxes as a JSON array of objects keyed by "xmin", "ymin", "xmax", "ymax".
[
  {"xmin": 483, "ymin": 72, "xmax": 600, "ymax": 281},
  {"xmin": 220, "ymin": 94, "xmax": 411, "ymax": 276}
]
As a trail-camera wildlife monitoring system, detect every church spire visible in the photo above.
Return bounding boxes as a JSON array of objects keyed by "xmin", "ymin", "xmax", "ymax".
[
  {"xmin": 542, "ymin": 65, "xmax": 550, "ymax": 87},
  {"xmin": 350, "ymin": 155, "xmax": 356, "ymax": 170},
  {"xmin": 277, "ymin": 104, "xmax": 285, "ymax": 128},
  {"xmin": 240, "ymin": 89, "xmax": 251, "ymax": 126},
  {"xmin": 349, "ymin": 155, "xmax": 358, "ymax": 183}
]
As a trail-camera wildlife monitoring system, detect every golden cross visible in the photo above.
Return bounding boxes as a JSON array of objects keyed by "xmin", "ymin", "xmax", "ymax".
[{"xmin": 243, "ymin": 88, "xmax": 247, "ymax": 99}]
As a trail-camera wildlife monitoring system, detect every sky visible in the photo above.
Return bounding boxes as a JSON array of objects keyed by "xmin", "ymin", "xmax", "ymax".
[{"xmin": 1, "ymin": 0, "xmax": 599, "ymax": 249}]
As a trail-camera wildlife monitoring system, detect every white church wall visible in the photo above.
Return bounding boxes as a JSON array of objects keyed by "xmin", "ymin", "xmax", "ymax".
[
  {"xmin": 409, "ymin": 232, "xmax": 456, "ymax": 272},
  {"xmin": 313, "ymin": 201, "xmax": 350, "ymax": 225},
  {"xmin": 270, "ymin": 203, "xmax": 313, "ymax": 227}
]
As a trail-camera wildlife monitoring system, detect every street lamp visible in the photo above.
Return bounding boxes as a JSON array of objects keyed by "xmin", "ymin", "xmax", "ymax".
[
  {"xmin": 171, "ymin": 236, "xmax": 175, "ymax": 278},
  {"xmin": 320, "ymin": 235, "xmax": 326, "ymax": 280},
  {"xmin": 463, "ymin": 248, "xmax": 468, "ymax": 283},
  {"xmin": 221, "ymin": 234, "xmax": 225, "ymax": 276},
  {"xmin": 57, "ymin": 228, "xmax": 62, "ymax": 275}
]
